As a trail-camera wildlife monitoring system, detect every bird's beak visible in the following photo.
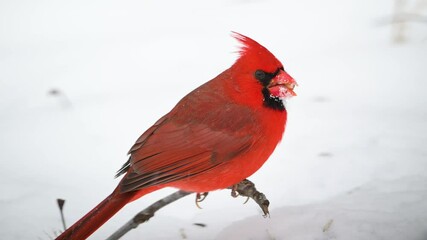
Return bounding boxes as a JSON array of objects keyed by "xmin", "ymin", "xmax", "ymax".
[{"xmin": 268, "ymin": 70, "xmax": 297, "ymax": 98}]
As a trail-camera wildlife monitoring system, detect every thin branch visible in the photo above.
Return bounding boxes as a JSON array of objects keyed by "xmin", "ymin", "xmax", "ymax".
[
  {"xmin": 106, "ymin": 190, "xmax": 192, "ymax": 240},
  {"xmin": 107, "ymin": 178, "xmax": 271, "ymax": 239},
  {"xmin": 56, "ymin": 199, "xmax": 67, "ymax": 231}
]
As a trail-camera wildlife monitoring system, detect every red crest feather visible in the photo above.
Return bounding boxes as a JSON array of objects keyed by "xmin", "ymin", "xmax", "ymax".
[{"xmin": 231, "ymin": 32, "xmax": 283, "ymax": 73}]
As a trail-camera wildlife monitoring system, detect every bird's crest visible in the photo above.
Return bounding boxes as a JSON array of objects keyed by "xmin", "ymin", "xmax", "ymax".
[{"xmin": 231, "ymin": 32, "xmax": 283, "ymax": 73}]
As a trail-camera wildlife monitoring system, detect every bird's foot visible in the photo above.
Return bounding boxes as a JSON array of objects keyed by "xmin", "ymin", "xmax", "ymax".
[
  {"xmin": 230, "ymin": 184, "xmax": 240, "ymax": 198},
  {"xmin": 230, "ymin": 182, "xmax": 250, "ymax": 203},
  {"xmin": 228, "ymin": 179, "xmax": 270, "ymax": 217},
  {"xmin": 195, "ymin": 192, "xmax": 209, "ymax": 209}
]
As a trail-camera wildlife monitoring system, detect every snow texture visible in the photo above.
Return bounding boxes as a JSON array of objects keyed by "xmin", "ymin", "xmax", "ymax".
[
  {"xmin": 0, "ymin": 0, "xmax": 426, "ymax": 239},
  {"xmin": 217, "ymin": 176, "xmax": 427, "ymax": 240}
]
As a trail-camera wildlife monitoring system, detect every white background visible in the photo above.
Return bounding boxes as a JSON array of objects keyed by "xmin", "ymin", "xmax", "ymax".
[{"xmin": 1, "ymin": 0, "xmax": 426, "ymax": 239}]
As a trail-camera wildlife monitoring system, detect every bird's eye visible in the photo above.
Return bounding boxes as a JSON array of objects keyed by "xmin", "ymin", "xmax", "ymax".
[{"xmin": 254, "ymin": 70, "xmax": 266, "ymax": 81}]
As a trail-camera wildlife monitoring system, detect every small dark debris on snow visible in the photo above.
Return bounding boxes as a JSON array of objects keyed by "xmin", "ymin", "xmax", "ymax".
[
  {"xmin": 318, "ymin": 152, "xmax": 333, "ymax": 158},
  {"xmin": 193, "ymin": 223, "xmax": 207, "ymax": 227},
  {"xmin": 312, "ymin": 96, "xmax": 329, "ymax": 102}
]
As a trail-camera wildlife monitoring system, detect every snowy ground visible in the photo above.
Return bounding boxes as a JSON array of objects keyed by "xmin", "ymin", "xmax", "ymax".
[{"xmin": 1, "ymin": 0, "xmax": 426, "ymax": 239}]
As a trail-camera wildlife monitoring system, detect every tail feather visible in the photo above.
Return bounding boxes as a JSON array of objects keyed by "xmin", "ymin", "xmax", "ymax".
[{"xmin": 56, "ymin": 190, "xmax": 134, "ymax": 240}]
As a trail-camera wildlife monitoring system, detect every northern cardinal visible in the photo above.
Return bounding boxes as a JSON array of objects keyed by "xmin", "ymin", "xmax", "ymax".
[{"xmin": 56, "ymin": 32, "xmax": 297, "ymax": 240}]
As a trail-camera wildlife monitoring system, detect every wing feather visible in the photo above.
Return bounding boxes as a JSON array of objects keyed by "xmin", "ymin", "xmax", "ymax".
[{"xmin": 119, "ymin": 84, "xmax": 258, "ymax": 193}]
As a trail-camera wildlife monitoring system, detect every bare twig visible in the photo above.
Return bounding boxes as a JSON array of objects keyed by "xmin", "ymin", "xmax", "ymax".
[
  {"xmin": 106, "ymin": 190, "xmax": 192, "ymax": 240},
  {"xmin": 107, "ymin": 178, "xmax": 271, "ymax": 239},
  {"xmin": 56, "ymin": 199, "xmax": 67, "ymax": 231}
]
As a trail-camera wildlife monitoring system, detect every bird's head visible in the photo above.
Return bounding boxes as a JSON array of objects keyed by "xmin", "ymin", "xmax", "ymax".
[{"xmin": 230, "ymin": 32, "xmax": 297, "ymax": 111}]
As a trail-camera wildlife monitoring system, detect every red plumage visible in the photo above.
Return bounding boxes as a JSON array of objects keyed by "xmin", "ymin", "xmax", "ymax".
[{"xmin": 56, "ymin": 32, "xmax": 296, "ymax": 240}]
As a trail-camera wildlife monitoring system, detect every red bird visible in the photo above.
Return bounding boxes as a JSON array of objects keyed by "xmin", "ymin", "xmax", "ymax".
[{"xmin": 56, "ymin": 32, "xmax": 297, "ymax": 240}]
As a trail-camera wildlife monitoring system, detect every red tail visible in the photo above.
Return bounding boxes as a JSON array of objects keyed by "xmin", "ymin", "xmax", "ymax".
[{"xmin": 56, "ymin": 189, "xmax": 134, "ymax": 240}]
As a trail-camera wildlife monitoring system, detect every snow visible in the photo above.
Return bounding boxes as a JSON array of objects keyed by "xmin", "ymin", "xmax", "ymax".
[
  {"xmin": 1, "ymin": 0, "xmax": 426, "ymax": 239},
  {"xmin": 217, "ymin": 176, "xmax": 427, "ymax": 240}
]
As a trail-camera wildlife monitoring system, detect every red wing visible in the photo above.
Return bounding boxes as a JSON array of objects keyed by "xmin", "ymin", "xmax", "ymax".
[{"xmin": 119, "ymin": 117, "xmax": 253, "ymax": 193}]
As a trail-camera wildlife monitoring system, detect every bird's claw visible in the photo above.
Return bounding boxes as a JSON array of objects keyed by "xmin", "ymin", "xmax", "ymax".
[
  {"xmin": 230, "ymin": 184, "xmax": 240, "ymax": 198},
  {"xmin": 195, "ymin": 192, "xmax": 209, "ymax": 209},
  {"xmin": 230, "ymin": 184, "xmax": 250, "ymax": 203}
]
